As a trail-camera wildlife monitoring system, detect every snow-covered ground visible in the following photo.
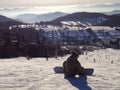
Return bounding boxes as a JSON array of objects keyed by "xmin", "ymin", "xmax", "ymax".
[{"xmin": 0, "ymin": 48, "xmax": 120, "ymax": 90}]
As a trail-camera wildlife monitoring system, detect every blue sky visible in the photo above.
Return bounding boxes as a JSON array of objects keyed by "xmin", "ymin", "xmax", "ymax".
[{"xmin": 0, "ymin": 0, "xmax": 120, "ymax": 8}]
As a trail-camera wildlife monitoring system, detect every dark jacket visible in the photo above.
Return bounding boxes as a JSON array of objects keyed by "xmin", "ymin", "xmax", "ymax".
[{"xmin": 63, "ymin": 55, "xmax": 84, "ymax": 77}]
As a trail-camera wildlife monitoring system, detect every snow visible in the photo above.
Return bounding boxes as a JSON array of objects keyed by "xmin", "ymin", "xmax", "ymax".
[
  {"xmin": 0, "ymin": 48, "xmax": 120, "ymax": 90},
  {"xmin": 87, "ymin": 26, "xmax": 115, "ymax": 31},
  {"xmin": 82, "ymin": 17, "xmax": 107, "ymax": 25}
]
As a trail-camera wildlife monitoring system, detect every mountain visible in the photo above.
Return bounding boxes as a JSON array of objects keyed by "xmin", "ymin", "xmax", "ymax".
[
  {"xmin": 103, "ymin": 10, "xmax": 120, "ymax": 15},
  {"xmin": 0, "ymin": 15, "xmax": 16, "ymax": 22},
  {"xmin": 53, "ymin": 12, "xmax": 108, "ymax": 26},
  {"xmin": 98, "ymin": 15, "xmax": 120, "ymax": 27},
  {"xmin": 114, "ymin": 14, "xmax": 120, "ymax": 16},
  {"xmin": 15, "ymin": 12, "xmax": 67, "ymax": 23},
  {"xmin": 0, "ymin": 15, "xmax": 21, "ymax": 27},
  {"xmin": 15, "ymin": 14, "xmax": 38, "ymax": 22},
  {"xmin": 52, "ymin": 12, "xmax": 120, "ymax": 27},
  {"xmin": 53, "ymin": 12, "xmax": 108, "ymax": 21}
]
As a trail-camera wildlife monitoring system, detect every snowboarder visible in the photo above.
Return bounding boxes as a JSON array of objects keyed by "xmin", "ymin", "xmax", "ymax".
[{"xmin": 63, "ymin": 50, "xmax": 85, "ymax": 77}]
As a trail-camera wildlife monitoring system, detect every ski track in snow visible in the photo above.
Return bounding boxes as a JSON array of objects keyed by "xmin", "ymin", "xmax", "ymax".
[{"xmin": 0, "ymin": 48, "xmax": 120, "ymax": 90}]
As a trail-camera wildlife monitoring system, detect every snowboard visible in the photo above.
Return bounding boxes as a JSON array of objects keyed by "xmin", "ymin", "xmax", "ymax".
[{"xmin": 54, "ymin": 66, "xmax": 94, "ymax": 75}]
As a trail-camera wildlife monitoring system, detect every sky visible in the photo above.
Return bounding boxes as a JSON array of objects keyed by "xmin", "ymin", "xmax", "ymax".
[
  {"xmin": 0, "ymin": 0, "xmax": 120, "ymax": 17},
  {"xmin": 0, "ymin": 0, "xmax": 120, "ymax": 8}
]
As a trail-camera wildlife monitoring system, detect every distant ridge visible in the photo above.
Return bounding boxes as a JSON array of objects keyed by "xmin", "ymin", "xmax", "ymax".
[
  {"xmin": 15, "ymin": 12, "xmax": 67, "ymax": 23},
  {"xmin": 103, "ymin": 10, "xmax": 120, "ymax": 15}
]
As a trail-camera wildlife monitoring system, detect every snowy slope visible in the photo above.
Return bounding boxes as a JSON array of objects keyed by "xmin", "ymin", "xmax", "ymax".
[
  {"xmin": 0, "ymin": 48, "xmax": 120, "ymax": 90},
  {"xmin": 59, "ymin": 17, "xmax": 107, "ymax": 26}
]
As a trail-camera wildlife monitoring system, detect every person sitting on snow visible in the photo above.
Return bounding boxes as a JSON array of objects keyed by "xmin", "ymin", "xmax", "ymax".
[{"xmin": 63, "ymin": 50, "xmax": 85, "ymax": 77}]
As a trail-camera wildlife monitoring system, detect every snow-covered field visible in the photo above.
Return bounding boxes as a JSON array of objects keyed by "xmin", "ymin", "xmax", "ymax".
[{"xmin": 0, "ymin": 48, "xmax": 120, "ymax": 90}]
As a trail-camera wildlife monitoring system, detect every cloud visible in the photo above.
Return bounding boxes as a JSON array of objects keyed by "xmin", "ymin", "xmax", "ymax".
[{"xmin": 0, "ymin": 3, "xmax": 120, "ymax": 17}]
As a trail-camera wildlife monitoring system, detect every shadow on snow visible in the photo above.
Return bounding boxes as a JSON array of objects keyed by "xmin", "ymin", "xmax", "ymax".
[{"xmin": 65, "ymin": 75, "xmax": 92, "ymax": 90}]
